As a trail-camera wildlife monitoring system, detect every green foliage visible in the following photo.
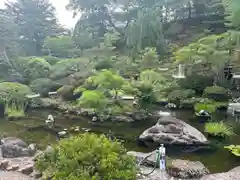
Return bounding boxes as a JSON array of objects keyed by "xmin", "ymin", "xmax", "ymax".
[
  {"xmin": 203, "ymin": 86, "xmax": 229, "ymax": 101},
  {"xmin": 36, "ymin": 133, "xmax": 137, "ymax": 179},
  {"xmin": 224, "ymin": 145, "xmax": 240, "ymax": 156},
  {"xmin": 194, "ymin": 102, "xmax": 217, "ymax": 114},
  {"xmin": 168, "ymin": 89, "xmax": 195, "ymax": 106},
  {"xmin": 178, "ymin": 63, "xmax": 214, "ymax": 93},
  {"xmin": 174, "ymin": 34, "xmax": 230, "ymax": 72},
  {"xmin": 95, "ymin": 59, "xmax": 113, "ymax": 70},
  {"xmin": 204, "ymin": 122, "xmax": 235, "ymax": 137},
  {"xmin": 134, "ymin": 81, "xmax": 156, "ymax": 111},
  {"xmin": 5, "ymin": 0, "xmax": 61, "ymax": 56},
  {"xmin": 24, "ymin": 57, "xmax": 52, "ymax": 80},
  {"xmin": 223, "ymin": 0, "xmax": 240, "ymax": 29},
  {"xmin": 138, "ymin": 47, "xmax": 159, "ymax": 69},
  {"xmin": 0, "ymin": 82, "xmax": 31, "ymax": 102},
  {"xmin": 43, "ymin": 36, "xmax": 80, "ymax": 58},
  {"xmin": 5, "ymin": 101, "xmax": 26, "ymax": 118},
  {"xmin": 57, "ymin": 85, "xmax": 75, "ymax": 101},
  {"xmin": 42, "ymin": 56, "xmax": 61, "ymax": 65},
  {"xmin": 50, "ymin": 58, "xmax": 90, "ymax": 80},
  {"xmin": 78, "ymin": 90, "xmax": 107, "ymax": 113},
  {"xmin": 94, "ymin": 70, "xmax": 125, "ymax": 98},
  {"xmin": 30, "ymin": 78, "xmax": 61, "ymax": 96}
]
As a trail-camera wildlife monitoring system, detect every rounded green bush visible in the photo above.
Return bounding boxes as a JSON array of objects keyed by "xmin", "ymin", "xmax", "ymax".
[
  {"xmin": 36, "ymin": 133, "xmax": 137, "ymax": 180},
  {"xmin": 30, "ymin": 78, "xmax": 62, "ymax": 96},
  {"xmin": 0, "ymin": 82, "xmax": 32, "ymax": 102},
  {"xmin": 168, "ymin": 89, "xmax": 195, "ymax": 106},
  {"xmin": 42, "ymin": 56, "xmax": 61, "ymax": 65},
  {"xmin": 24, "ymin": 57, "xmax": 52, "ymax": 80},
  {"xmin": 203, "ymin": 86, "xmax": 229, "ymax": 101}
]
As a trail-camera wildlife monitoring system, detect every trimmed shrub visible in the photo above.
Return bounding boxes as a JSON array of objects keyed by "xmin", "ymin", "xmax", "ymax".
[
  {"xmin": 30, "ymin": 78, "xmax": 62, "ymax": 96},
  {"xmin": 203, "ymin": 86, "xmax": 229, "ymax": 101},
  {"xmin": 204, "ymin": 122, "xmax": 234, "ymax": 137},
  {"xmin": 35, "ymin": 133, "xmax": 137, "ymax": 179},
  {"xmin": 42, "ymin": 56, "xmax": 61, "ymax": 65},
  {"xmin": 0, "ymin": 82, "xmax": 32, "ymax": 102},
  {"xmin": 24, "ymin": 57, "xmax": 52, "ymax": 80},
  {"xmin": 168, "ymin": 89, "xmax": 195, "ymax": 106}
]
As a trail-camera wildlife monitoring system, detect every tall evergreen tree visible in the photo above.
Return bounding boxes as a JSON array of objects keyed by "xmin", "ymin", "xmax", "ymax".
[{"xmin": 5, "ymin": 0, "xmax": 60, "ymax": 56}]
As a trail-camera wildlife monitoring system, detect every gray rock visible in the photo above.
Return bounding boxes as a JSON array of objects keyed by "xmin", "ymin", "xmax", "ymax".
[
  {"xmin": 1, "ymin": 137, "xmax": 32, "ymax": 158},
  {"xmin": 18, "ymin": 164, "xmax": 34, "ymax": 175},
  {"xmin": 127, "ymin": 151, "xmax": 157, "ymax": 167},
  {"xmin": 28, "ymin": 144, "xmax": 37, "ymax": 156},
  {"xmin": 139, "ymin": 116, "xmax": 209, "ymax": 146},
  {"xmin": 167, "ymin": 159, "xmax": 209, "ymax": 179},
  {"xmin": 0, "ymin": 159, "xmax": 9, "ymax": 169}
]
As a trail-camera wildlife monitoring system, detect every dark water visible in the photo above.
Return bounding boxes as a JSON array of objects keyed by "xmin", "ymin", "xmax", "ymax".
[{"xmin": 0, "ymin": 109, "xmax": 239, "ymax": 173}]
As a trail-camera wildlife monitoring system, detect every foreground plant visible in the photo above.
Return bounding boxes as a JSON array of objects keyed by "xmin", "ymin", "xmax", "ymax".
[
  {"xmin": 224, "ymin": 145, "xmax": 240, "ymax": 157},
  {"xmin": 36, "ymin": 133, "xmax": 137, "ymax": 180},
  {"xmin": 5, "ymin": 101, "xmax": 27, "ymax": 117},
  {"xmin": 204, "ymin": 122, "xmax": 235, "ymax": 137}
]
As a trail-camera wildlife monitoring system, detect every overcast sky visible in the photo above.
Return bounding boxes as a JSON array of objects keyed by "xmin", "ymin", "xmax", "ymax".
[{"xmin": 0, "ymin": 0, "xmax": 79, "ymax": 28}]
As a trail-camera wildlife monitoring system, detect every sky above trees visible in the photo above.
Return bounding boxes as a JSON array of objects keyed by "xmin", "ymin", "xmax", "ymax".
[{"xmin": 0, "ymin": 0, "xmax": 79, "ymax": 28}]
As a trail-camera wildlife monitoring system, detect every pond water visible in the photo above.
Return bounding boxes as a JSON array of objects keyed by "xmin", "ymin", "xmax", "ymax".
[{"xmin": 0, "ymin": 108, "xmax": 239, "ymax": 173}]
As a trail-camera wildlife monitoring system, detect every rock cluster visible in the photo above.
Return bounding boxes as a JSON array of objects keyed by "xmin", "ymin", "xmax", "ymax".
[{"xmin": 0, "ymin": 137, "xmax": 42, "ymax": 179}]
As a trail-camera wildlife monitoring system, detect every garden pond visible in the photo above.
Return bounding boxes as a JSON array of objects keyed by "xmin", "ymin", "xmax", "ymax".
[{"xmin": 0, "ymin": 108, "xmax": 239, "ymax": 173}]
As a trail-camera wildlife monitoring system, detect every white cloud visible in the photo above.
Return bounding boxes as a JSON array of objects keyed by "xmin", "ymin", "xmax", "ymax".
[{"xmin": 0, "ymin": 0, "xmax": 80, "ymax": 28}]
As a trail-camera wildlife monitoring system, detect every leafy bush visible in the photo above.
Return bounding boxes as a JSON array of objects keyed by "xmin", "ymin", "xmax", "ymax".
[
  {"xmin": 168, "ymin": 89, "xmax": 195, "ymax": 106},
  {"xmin": 178, "ymin": 64, "xmax": 214, "ymax": 94},
  {"xmin": 50, "ymin": 58, "xmax": 90, "ymax": 80},
  {"xmin": 5, "ymin": 101, "xmax": 26, "ymax": 117},
  {"xmin": 95, "ymin": 59, "xmax": 113, "ymax": 70},
  {"xmin": 30, "ymin": 78, "xmax": 62, "ymax": 96},
  {"xmin": 203, "ymin": 86, "xmax": 229, "ymax": 101},
  {"xmin": 204, "ymin": 122, "xmax": 234, "ymax": 137},
  {"xmin": 78, "ymin": 90, "xmax": 108, "ymax": 114},
  {"xmin": 57, "ymin": 85, "xmax": 75, "ymax": 101},
  {"xmin": 224, "ymin": 145, "xmax": 240, "ymax": 156},
  {"xmin": 0, "ymin": 82, "xmax": 32, "ymax": 102},
  {"xmin": 36, "ymin": 133, "xmax": 137, "ymax": 179},
  {"xmin": 42, "ymin": 56, "xmax": 61, "ymax": 65},
  {"xmin": 194, "ymin": 102, "xmax": 217, "ymax": 114},
  {"xmin": 180, "ymin": 98, "xmax": 199, "ymax": 109},
  {"xmin": 24, "ymin": 57, "xmax": 52, "ymax": 80}
]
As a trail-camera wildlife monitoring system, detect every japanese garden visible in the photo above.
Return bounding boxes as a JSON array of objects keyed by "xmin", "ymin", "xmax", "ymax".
[{"xmin": 0, "ymin": 0, "xmax": 240, "ymax": 179}]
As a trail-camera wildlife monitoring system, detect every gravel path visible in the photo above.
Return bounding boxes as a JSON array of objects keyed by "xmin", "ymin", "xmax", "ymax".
[{"xmin": 0, "ymin": 171, "xmax": 34, "ymax": 180}]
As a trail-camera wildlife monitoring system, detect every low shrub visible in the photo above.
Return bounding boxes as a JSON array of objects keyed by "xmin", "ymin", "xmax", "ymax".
[
  {"xmin": 24, "ymin": 57, "xmax": 52, "ymax": 80},
  {"xmin": 203, "ymin": 86, "xmax": 229, "ymax": 101},
  {"xmin": 204, "ymin": 122, "xmax": 234, "ymax": 137},
  {"xmin": 194, "ymin": 102, "xmax": 217, "ymax": 114},
  {"xmin": 42, "ymin": 56, "xmax": 61, "ymax": 65},
  {"xmin": 224, "ymin": 145, "xmax": 240, "ymax": 156},
  {"xmin": 168, "ymin": 89, "xmax": 195, "ymax": 106},
  {"xmin": 0, "ymin": 82, "xmax": 32, "ymax": 102},
  {"xmin": 5, "ymin": 101, "xmax": 26, "ymax": 117},
  {"xmin": 30, "ymin": 78, "xmax": 62, "ymax": 96},
  {"xmin": 35, "ymin": 133, "xmax": 137, "ymax": 179}
]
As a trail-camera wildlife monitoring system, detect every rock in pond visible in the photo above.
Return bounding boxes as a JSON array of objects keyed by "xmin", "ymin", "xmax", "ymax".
[
  {"xmin": 139, "ymin": 116, "xmax": 209, "ymax": 146},
  {"xmin": 200, "ymin": 166, "xmax": 240, "ymax": 180},
  {"xmin": 167, "ymin": 159, "xmax": 209, "ymax": 179},
  {"xmin": 1, "ymin": 137, "xmax": 36, "ymax": 158}
]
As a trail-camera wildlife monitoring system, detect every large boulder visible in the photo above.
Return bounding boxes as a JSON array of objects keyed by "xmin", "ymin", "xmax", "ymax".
[
  {"xmin": 200, "ymin": 166, "xmax": 240, "ymax": 180},
  {"xmin": 139, "ymin": 116, "xmax": 208, "ymax": 146},
  {"xmin": 167, "ymin": 159, "xmax": 209, "ymax": 179},
  {"xmin": 1, "ymin": 137, "xmax": 36, "ymax": 158}
]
